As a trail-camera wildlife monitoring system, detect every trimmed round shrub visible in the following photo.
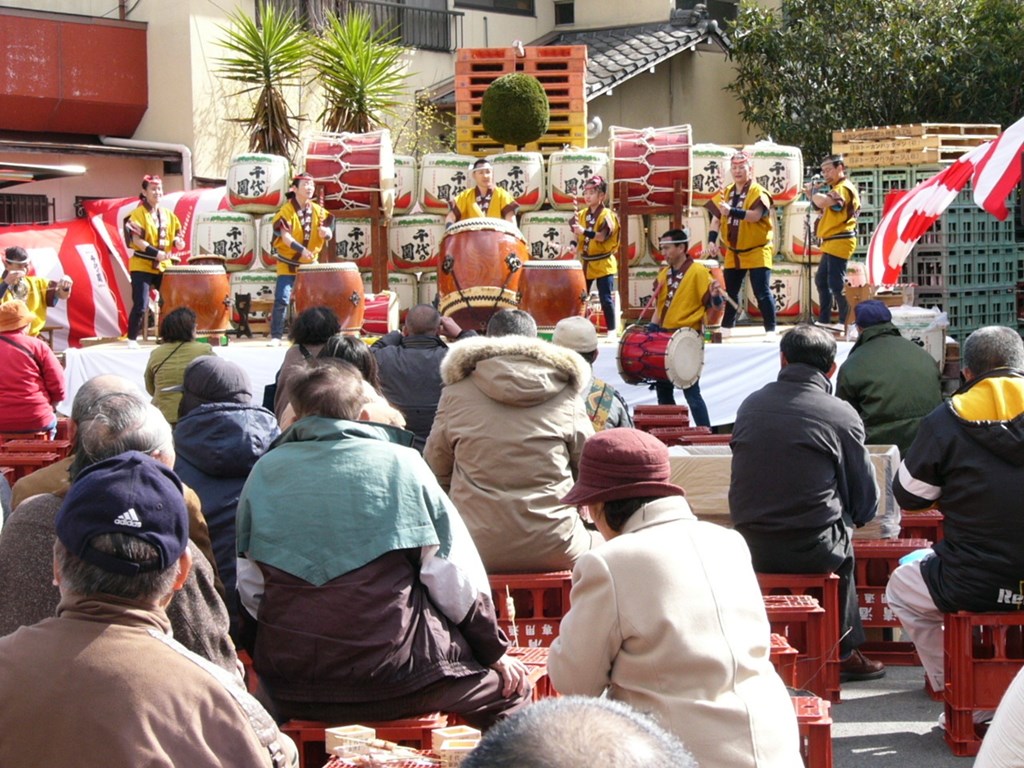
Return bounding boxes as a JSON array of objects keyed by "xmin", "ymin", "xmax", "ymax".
[{"xmin": 480, "ymin": 73, "xmax": 550, "ymax": 147}]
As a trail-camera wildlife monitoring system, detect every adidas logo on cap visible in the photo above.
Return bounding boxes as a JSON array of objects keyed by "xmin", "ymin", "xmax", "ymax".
[{"xmin": 113, "ymin": 508, "xmax": 142, "ymax": 529}]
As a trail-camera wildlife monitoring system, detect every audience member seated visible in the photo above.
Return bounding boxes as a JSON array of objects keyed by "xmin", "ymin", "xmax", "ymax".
[
  {"xmin": 975, "ymin": 665, "xmax": 1024, "ymax": 768},
  {"xmin": 145, "ymin": 307, "xmax": 215, "ymax": 425},
  {"xmin": 548, "ymin": 428, "xmax": 802, "ymax": 768},
  {"xmin": 372, "ymin": 304, "xmax": 476, "ymax": 451},
  {"xmin": 0, "ymin": 452, "xmax": 296, "ymax": 767},
  {"xmin": 729, "ymin": 324, "xmax": 884, "ymax": 682},
  {"xmin": 237, "ymin": 361, "xmax": 531, "ymax": 726},
  {"xmin": 0, "ymin": 300, "xmax": 65, "ymax": 436},
  {"xmin": 424, "ymin": 309, "xmax": 599, "ymax": 572},
  {"xmin": 174, "ymin": 356, "xmax": 279, "ymax": 640},
  {"xmin": 552, "ymin": 316, "xmax": 633, "ymax": 430},
  {"xmin": 462, "ymin": 696, "xmax": 698, "ymax": 768},
  {"xmin": 888, "ymin": 326, "xmax": 1024, "ymax": 701},
  {"xmin": 0, "ymin": 385, "xmax": 236, "ymax": 672},
  {"xmin": 271, "ymin": 306, "xmax": 340, "ymax": 421}
]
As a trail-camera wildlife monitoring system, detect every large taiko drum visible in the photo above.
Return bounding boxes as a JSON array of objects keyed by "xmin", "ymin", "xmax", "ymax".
[
  {"xmin": 517, "ymin": 261, "xmax": 587, "ymax": 333},
  {"xmin": 304, "ymin": 130, "xmax": 395, "ymax": 218},
  {"xmin": 695, "ymin": 258, "xmax": 726, "ymax": 331},
  {"xmin": 437, "ymin": 217, "xmax": 529, "ymax": 332},
  {"xmin": 293, "ymin": 262, "xmax": 365, "ymax": 333},
  {"xmin": 617, "ymin": 326, "xmax": 704, "ymax": 388},
  {"xmin": 610, "ymin": 125, "xmax": 692, "ymax": 210},
  {"xmin": 160, "ymin": 265, "xmax": 231, "ymax": 336}
]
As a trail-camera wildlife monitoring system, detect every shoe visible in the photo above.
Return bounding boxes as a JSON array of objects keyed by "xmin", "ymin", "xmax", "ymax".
[
  {"xmin": 125, "ymin": 339, "xmax": 139, "ymax": 349},
  {"xmin": 763, "ymin": 330, "xmax": 778, "ymax": 342},
  {"xmin": 840, "ymin": 649, "xmax": 886, "ymax": 681},
  {"xmin": 720, "ymin": 327, "xmax": 732, "ymax": 339},
  {"xmin": 937, "ymin": 709, "xmax": 994, "ymax": 728},
  {"xmin": 267, "ymin": 338, "xmax": 282, "ymax": 347}
]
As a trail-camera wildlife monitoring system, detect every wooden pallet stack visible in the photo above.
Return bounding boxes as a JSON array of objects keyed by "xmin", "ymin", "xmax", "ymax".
[
  {"xmin": 832, "ymin": 123, "xmax": 1000, "ymax": 169},
  {"xmin": 455, "ymin": 45, "xmax": 588, "ymax": 157}
]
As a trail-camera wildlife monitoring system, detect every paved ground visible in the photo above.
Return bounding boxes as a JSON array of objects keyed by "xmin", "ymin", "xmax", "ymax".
[{"xmin": 832, "ymin": 665, "xmax": 969, "ymax": 768}]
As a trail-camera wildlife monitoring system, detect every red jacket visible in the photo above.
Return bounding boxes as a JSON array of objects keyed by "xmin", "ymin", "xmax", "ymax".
[{"xmin": 0, "ymin": 330, "xmax": 65, "ymax": 431}]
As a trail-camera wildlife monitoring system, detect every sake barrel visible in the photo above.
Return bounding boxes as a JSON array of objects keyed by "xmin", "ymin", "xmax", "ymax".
[
  {"xmin": 257, "ymin": 214, "xmax": 277, "ymax": 270},
  {"xmin": 647, "ymin": 210, "xmax": 710, "ymax": 265},
  {"xmin": 190, "ymin": 211, "xmax": 256, "ymax": 272},
  {"xmin": 417, "ymin": 270, "xmax": 438, "ymax": 307},
  {"xmin": 519, "ymin": 211, "xmax": 577, "ymax": 261},
  {"xmin": 393, "ymin": 154, "xmax": 418, "ymax": 216},
  {"xmin": 334, "ymin": 216, "xmax": 375, "ymax": 269},
  {"xmin": 388, "ymin": 271, "xmax": 417, "ymax": 313},
  {"xmin": 743, "ymin": 140, "xmax": 804, "ymax": 208},
  {"xmin": 389, "ymin": 215, "xmax": 445, "ymax": 272},
  {"xmin": 889, "ymin": 305, "xmax": 945, "ymax": 365},
  {"xmin": 690, "ymin": 144, "xmax": 734, "ymax": 205},
  {"xmin": 781, "ymin": 201, "xmax": 823, "ymax": 263},
  {"xmin": 487, "ymin": 151, "xmax": 545, "ymax": 213},
  {"xmin": 226, "ymin": 153, "xmax": 290, "ymax": 214},
  {"xmin": 746, "ymin": 262, "xmax": 817, "ymax": 320},
  {"xmin": 627, "ymin": 265, "xmax": 661, "ymax": 309},
  {"xmin": 547, "ymin": 149, "xmax": 610, "ymax": 210},
  {"xmin": 420, "ymin": 153, "xmax": 477, "ymax": 215}
]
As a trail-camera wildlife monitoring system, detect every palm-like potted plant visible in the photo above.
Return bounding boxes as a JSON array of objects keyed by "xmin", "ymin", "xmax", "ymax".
[
  {"xmin": 216, "ymin": 1, "xmax": 308, "ymax": 159},
  {"xmin": 313, "ymin": 8, "xmax": 411, "ymax": 134}
]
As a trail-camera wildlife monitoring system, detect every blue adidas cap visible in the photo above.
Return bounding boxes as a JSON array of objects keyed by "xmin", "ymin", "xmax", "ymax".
[{"xmin": 56, "ymin": 451, "xmax": 188, "ymax": 576}]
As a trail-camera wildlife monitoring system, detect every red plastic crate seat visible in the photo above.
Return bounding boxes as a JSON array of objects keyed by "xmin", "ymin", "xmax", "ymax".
[
  {"xmin": 633, "ymin": 404, "xmax": 689, "ymax": 418},
  {"xmin": 942, "ymin": 611, "xmax": 1024, "ymax": 756},
  {"xmin": 0, "ymin": 432, "xmax": 48, "ymax": 443},
  {"xmin": 899, "ymin": 509, "xmax": 944, "ymax": 543},
  {"xmin": 763, "ymin": 595, "xmax": 833, "ymax": 701},
  {"xmin": 676, "ymin": 433, "xmax": 732, "ymax": 445},
  {"xmin": 792, "ymin": 696, "xmax": 834, "ymax": 768},
  {"xmin": 509, "ymin": 646, "xmax": 557, "ymax": 701},
  {"xmin": 853, "ymin": 538, "xmax": 931, "ymax": 628},
  {"xmin": 490, "ymin": 571, "xmax": 572, "ymax": 648},
  {"xmin": 0, "ymin": 451, "xmax": 60, "ymax": 480},
  {"xmin": 758, "ymin": 574, "xmax": 841, "ymax": 702},
  {"xmin": 771, "ymin": 633, "xmax": 800, "ymax": 687},
  {"xmin": 1, "ymin": 438, "xmax": 71, "ymax": 459},
  {"xmin": 282, "ymin": 714, "xmax": 448, "ymax": 768}
]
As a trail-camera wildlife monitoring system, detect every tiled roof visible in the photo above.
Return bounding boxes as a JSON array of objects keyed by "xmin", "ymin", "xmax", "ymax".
[{"xmin": 534, "ymin": 15, "xmax": 730, "ymax": 101}]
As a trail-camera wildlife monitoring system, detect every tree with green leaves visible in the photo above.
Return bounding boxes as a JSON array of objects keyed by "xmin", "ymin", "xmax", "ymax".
[
  {"xmin": 312, "ymin": 9, "xmax": 411, "ymax": 134},
  {"xmin": 216, "ymin": 1, "xmax": 308, "ymax": 159},
  {"xmin": 481, "ymin": 73, "xmax": 550, "ymax": 148},
  {"xmin": 727, "ymin": 0, "xmax": 1024, "ymax": 161}
]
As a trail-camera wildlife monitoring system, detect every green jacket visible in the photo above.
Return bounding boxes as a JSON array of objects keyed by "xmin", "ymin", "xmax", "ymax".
[{"xmin": 836, "ymin": 321, "xmax": 943, "ymax": 455}]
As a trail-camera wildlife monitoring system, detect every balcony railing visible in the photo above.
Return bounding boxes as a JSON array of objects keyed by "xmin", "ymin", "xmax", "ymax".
[{"xmin": 269, "ymin": 0, "xmax": 464, "ymax": 52}]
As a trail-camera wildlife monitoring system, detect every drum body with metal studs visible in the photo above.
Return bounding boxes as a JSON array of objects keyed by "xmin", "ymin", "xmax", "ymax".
[{"xmin": 293, "ymin": 262, "xmax": 365, "ymax": 333}]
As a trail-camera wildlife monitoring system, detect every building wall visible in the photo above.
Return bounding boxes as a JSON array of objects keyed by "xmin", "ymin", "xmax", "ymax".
[{"xmin": 579, "ymin": 0, "xmax": 674, "ymax": 27}]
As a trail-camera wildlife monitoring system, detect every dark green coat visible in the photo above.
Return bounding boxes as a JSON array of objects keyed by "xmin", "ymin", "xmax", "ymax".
[{"xmin": 836, "ymin": 321, "xmax": 943, "ymax": 455}]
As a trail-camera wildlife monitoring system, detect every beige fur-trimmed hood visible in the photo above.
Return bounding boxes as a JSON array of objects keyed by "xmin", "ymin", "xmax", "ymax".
[{"xmin": 440, "ymin": 334, "xmax": 590, "ymax": 407}]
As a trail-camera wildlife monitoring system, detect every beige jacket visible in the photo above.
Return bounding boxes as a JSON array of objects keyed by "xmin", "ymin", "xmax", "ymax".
[
  {"xmin": 424, "ymin": 335, "xmax": 598, "ymax": 572},
  {"xmin": 548, "ymin": 497, "xmax": 803, "ymax": 768}
]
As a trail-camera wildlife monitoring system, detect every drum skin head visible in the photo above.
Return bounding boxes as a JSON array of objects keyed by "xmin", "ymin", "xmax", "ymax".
[{"xmin": 666, "ymin": 327, "xmax": 705, "ymax": 388}]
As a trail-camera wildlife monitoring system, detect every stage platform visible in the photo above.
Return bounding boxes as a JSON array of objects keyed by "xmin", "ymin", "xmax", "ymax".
[{"xmin": 61, "ymin": 326, "xmax": 852, "ymax": 428}]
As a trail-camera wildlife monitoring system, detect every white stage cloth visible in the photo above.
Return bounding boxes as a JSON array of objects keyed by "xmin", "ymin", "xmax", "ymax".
[{"xmin": 63, "ymin": 336, "xmax": 852, "ymax": 427}]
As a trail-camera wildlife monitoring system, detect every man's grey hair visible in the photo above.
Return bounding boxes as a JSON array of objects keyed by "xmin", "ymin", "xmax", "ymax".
[
  {"xmin": 54, "ymin": 536, "xmax": 179, "ymax": 601},
  {"xmin": 460, "ymin": 696, "xmax": 698, "ymax": 768},
  {"xmin": 963, "ymin": 326, "xmax": 1024, "ymax": 376},
  {"xmin": 487, "ymin": 309, "xmax": 537, "ymax": 338},
  {"xmin": 69, "ymin": 397, "xmax": 172, "ymax": 480}
]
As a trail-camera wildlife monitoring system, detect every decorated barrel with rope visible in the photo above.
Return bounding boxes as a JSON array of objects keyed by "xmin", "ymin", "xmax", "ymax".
[
  {"xmin": 161, "ymin": 265, "xmax": 231, "ymax": 335},
  {"xmin": 610, "ymin": 125, "xmax": 692, "ymax": 210},
  {"xmin": 547, "ymin": 149, "xmax": 610, "ymax": 211},
  {"xmin": 393, "ymin": 154, "xmax": 417, "ymax": 216},
  {"xmin": 293, "ymin": 262, "xmax": 365, "ymax": 333},
  {"xmin": 647, "ymin": 210, "xmax": 711, "ymax": 265},
  {"xmin": 781, "ymin": 201, "xmax": 823, "ymax": 263},
  {"xmin": 690, "ymin": 144, "xmax": 734, "ymax": 206},
  {"xmin": 743, "ymin": 140, "xmax": 804, "ymax": 208},
  {"xmin": 437, "ymin": 217, "xmax": 529, "ymax": 332},
  {"xmin": 304, "ymin": 130, "xmax": 395, "ymax": 218},
  {"xmin": 226, "ymin": 153, "xmax": 290, "ymax": 214},
  {"xmin": 190, "ymin": 211, "xmax": 256, "ymax": 272},
  {"xmin": 420, "ymin": 153, "xmax": 476, "ymax": 216},
  {"xmin": 389, "ymin": 215, "xmax": 445, "ymax": 272},
  {"xmin": 488, "ymin": 152, "xmax": 545, "ymax": 213}
]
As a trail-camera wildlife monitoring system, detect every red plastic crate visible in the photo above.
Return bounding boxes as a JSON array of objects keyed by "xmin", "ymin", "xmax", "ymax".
[
  {"xmin": 942, "ymin": 611, "xmax": 1024, "ymax": 756},
  {"xmin": 758, "ymin": 574, "xmax": 841, "ymax": 702},
  {"xmin": 282, "ymin": 714, "xmax": 448, "ymax": 768},
  {"xmin": 853, "ymin": 538, "xmax": 931, "ymax": 626},
  {"xmin": 771, "ymin": 633, "xmax": 800, "ymax": 687},
  {"xmin": 0, "ymin": 451, "xmax": 60, "ymax": 480},
  {"xmin": 509, "ymin": 646, "xmax": 557, "ymax": 701},
  {"xmin": 490, "ymin": 571, "xmax": 573, "ymax": 648},
  {"xmin": 899, "ymin": 509, "xmax": 944, "ymax": 543},
  {"xmin": 0, "ymin": 466, "xmax": 13, "ymax": 485},
  {"xmin": 633, "ymin": 413, "xmax": 691, "ymax": 432},
  {"xmin": 2, "ymin": 438, "xmax": 71, "ymax": 459},
  {"xmin": 792, "ymin": 696, "xmax": 834, "ymax": 768},
  {"xmin": 764, "ymin": 595, "xmax": 833, "ymax": 701}
]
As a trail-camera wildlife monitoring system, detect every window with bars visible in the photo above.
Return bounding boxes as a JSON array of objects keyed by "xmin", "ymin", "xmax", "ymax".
[{"xmin": 0, "ymin": 194, "xmax": 52, "ymax": 225}]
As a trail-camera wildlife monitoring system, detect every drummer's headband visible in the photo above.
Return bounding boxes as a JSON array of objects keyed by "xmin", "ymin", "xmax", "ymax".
[
  {"xmin": 292, "ymin": 172, "xmax": 314, "ymax": 185},
  {"xmin": 470, "ymin": 160, "xmax": 492, "ymax": 173},
  {"xmin": 731, "ymin": 151, "xmax": 752, "ymax": 167},
  {"xmin": 141, "ymin": 174, "xmax": 162, "ymax": 189}
]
